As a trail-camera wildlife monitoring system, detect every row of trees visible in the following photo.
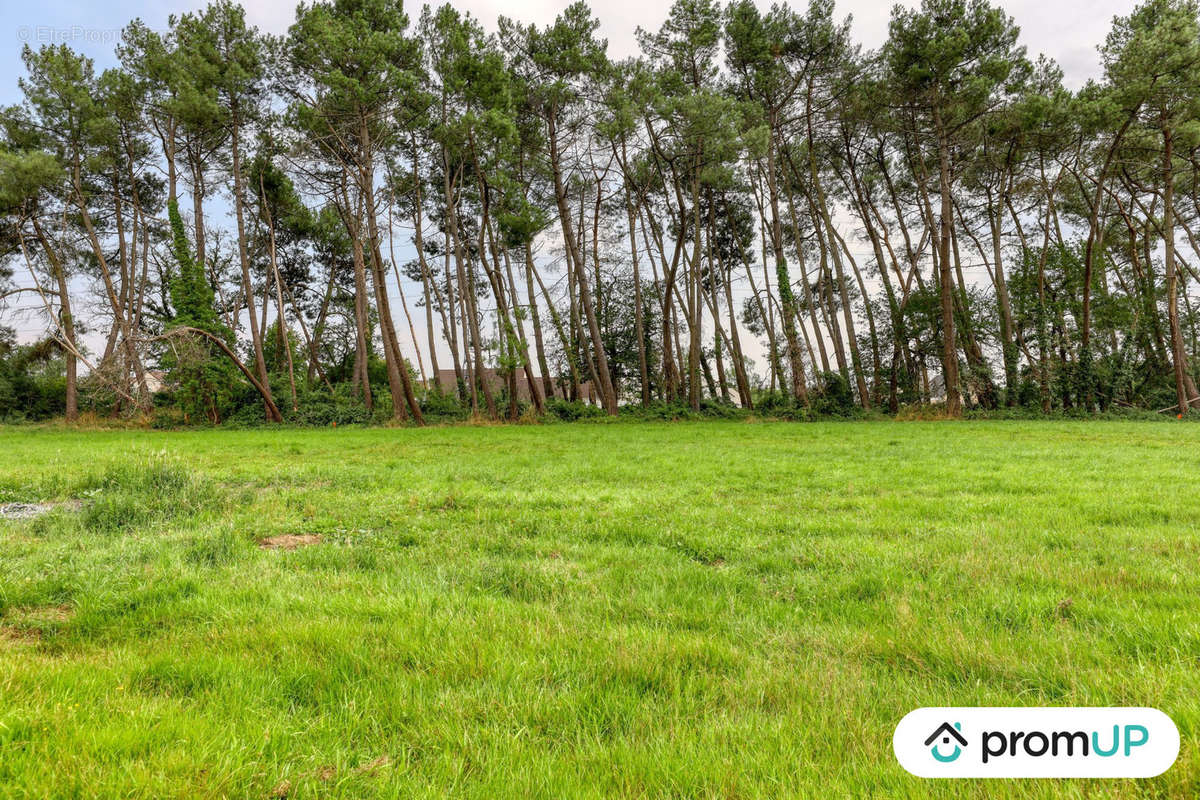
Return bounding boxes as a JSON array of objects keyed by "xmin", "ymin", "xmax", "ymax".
[{"xmin": 1, "ymin": 0, "xmax": 1198, "ymax": 423}]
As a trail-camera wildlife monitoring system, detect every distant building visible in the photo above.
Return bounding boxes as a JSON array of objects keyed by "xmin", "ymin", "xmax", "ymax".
[{"xmin": 143, "ymin": 370, "xmax": 169, "ymax": 394}]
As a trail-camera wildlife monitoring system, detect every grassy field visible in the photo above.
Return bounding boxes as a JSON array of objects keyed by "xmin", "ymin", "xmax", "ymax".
[{"xmin": 0, "ymin": 421, "xmax": 1197, "ymax": 798}]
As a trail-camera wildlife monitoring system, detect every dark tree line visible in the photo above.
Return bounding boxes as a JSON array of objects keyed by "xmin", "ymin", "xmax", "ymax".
[{"xmin": 1, "ymin": 0, "xmax": 1199, "ymax": 423}]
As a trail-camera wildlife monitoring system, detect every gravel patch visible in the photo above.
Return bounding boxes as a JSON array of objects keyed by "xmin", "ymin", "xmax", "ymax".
[{"xmin": 0, "ymin": 503, "xmax": 55, "ymax": 521}]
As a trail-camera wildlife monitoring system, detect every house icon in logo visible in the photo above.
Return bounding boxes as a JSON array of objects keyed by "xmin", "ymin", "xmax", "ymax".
[{"xmin": 924, "ymin": 722, "xmax": 967, "ymax": 762}]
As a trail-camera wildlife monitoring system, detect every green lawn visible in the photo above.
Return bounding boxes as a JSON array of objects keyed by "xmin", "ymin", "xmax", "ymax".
[{"xmin": 0, "ymin": 421, "xmax": 1197, "ymax": 798}]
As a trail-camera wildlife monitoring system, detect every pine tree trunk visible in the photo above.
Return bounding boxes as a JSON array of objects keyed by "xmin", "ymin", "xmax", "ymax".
[
  {"xmin": 1163, "ymin": 126, "xmax": 1198, "ymax": 413},
  {"xmin": 230, "ymin": 113, "xmax": 278, "ymax": 421},
  {"xmin": 547, "ymin": 111, "xmax": 617, "ymax": 414},
  {"xmin": 934, "ymin": 111, "xmax": 962, "ymax": 417}
]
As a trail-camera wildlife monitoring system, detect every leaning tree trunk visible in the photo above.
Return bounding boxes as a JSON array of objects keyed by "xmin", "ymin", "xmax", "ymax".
[
  {"xmin": 934, "ymin": 111, "xmax": 962, "ymax": 417},
  {"xmin": 230, "ymin": 113, "xmax": 277, "ymax": 421},
  {"xmin": 261, "ymin": 176, "xmax": 298, "ymax": 415},
  {"xmin": 766, "ymin": 124, "xmax": 807, "ymax": 404},
  {"xmin": 619, "ymin": 142, "xmax": 651, "ymax": 407},
  {"xmin": 159, "ymin": 327, "xmax": 282, "ymax": 422},
  {"xmin": 524, "ymin": 242, "xmax": 556, "ymax": 402},
  {"xmin": 548, "ymin": 111, "xmax": 617, "ymax": 414},
  {"xmin": 988, "ymin": 190, "xmax": 1019, "ymax": 405},
  {"xmin": 404, "ymin": 155, "xmax": 444, "ymax": 395},
  {"xmin": 363, "ymin": 152, "xmax": 422, "ymax": 424},
  {"xmin": 73, "ymin": 165, "xmax": 152, "ymax": 410},
  {"xmin": 342, "ymin": 181, "xmax": 373, "ymax": 411},
  {"xmin": 1162, "ymin": 125, "xmax": 1200, "ymax": 413},
  {"xmin": 32, "ymin": 217, "xmax": 77, "ymax": 421}
]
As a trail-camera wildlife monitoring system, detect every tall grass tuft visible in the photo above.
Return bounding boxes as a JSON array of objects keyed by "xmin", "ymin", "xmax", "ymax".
[{"xmin": 79, "ymin": 452, "xmax": 220, "ymax": 532}]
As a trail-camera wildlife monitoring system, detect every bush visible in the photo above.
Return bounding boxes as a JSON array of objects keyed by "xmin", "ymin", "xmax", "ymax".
[
  {"xmin": 894, "ymin": 403, "xmax": 952, "ymax": 421},
  {"xmin": 420, "ymin": 389, "xmax": 469, "ymax": 422},
  {"xmin": 811, "ymin": 372, "xmax": 859, "ymax": 417},
  {"xmin": 617, "ymin": 399, "xmax": 744, "ymax": 421},
  {"xmin": 0, "ymin": 330, "xmax": 67, "ymax": 422},
  {"xmin": 546, "ymin": 398, "xmax": 606, "ymax": 421}
]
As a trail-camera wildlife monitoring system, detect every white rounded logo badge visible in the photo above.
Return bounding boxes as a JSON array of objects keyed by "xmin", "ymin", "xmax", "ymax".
[{"xmin": 894, "ymin": 707, "xmax": 1179, "ymax": 778}]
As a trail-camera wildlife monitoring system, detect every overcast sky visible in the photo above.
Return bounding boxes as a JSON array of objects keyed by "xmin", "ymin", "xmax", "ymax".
[{"xmin": 3, "ymin": 0, "xmax": 1137, "ymax": 107}]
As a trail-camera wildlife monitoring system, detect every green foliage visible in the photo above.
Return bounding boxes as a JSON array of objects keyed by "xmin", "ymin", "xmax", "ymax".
[
  {"xmin": 885, "ymin": 0, "xmax": 1031, "ymax": 129},
  {"xmin": 544, "ymin": 398, "xmax": 606, "ymax": 421},
  {"xmin": 278, "ymin": 385, "xmax": 374, "ymax": 427},
  {"xmin": 0, "ymin": 329, "xmax": 66, "ymax": 421},
  {"xmin": 162, "ymin": 198, "xmax": 238, "ymax": 423},
  {"xmin": 260, "ymin": 319, "xmax": 303, "ymax": 378},
  {"xmin": 0, "ymin": 148, "xmax": 64, "ymax": 212},
  {"xmin": 618, "ymin": 399, "xmax": 745, "ymax": 421},
  {"xmin": 1103, "ymin": 0, "xmax": 1200, "ymax": 131},
  {"xmin": 419, "ymin": 389, "xmax": 471, "ymax": 422},
  {"xmin": 811, "ymin": 371, "xmax": 859, "ymax": 417},
  {"xmin": 288, "ymin": 0, "xmax": 418, "ymax": 157},
  {"xmin": 78, "ymin": 454, "xmax": 221, "ymax": 533},
  {"xmin": 166, "ymin": 200, "xmax": 216, "ymax": 332}
]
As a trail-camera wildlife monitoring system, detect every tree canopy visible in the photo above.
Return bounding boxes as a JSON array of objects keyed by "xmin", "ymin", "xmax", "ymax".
[{"xmin": 1, "ymin": 0, "xmax": 1198, "ymax": 423}]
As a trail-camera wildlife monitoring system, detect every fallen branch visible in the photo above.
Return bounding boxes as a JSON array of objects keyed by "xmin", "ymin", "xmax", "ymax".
[
  {"xmin": 18, "ymin": 226, "xmax": 143, "ymax": 410},
  {"xmin": 1156, "ymin": 396, "xmax": 1200, "ymax": 414},
  {"xmin": 146, "ymin": 327, "xmax": 283, "ymax": 423}
]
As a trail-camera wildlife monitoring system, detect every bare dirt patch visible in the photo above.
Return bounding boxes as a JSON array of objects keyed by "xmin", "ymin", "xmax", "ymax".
[
  {"xmin": 1, "ymin": 605, "xmax": 74, "ymax": 643},
  {"xmin": 258, "ymin": 534, "xmax": 322, "ymax": 551},
  {"xmin": 0, "ymin": 625, "xmax": 41, "ymax": 643},
  {"xmin": 7, "ymin": 604, "xmax": 73, "ymax": 623}
]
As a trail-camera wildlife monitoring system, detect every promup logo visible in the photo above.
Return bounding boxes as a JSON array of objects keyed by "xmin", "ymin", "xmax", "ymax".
[
  {"xmin": 924, "ymin": 722, "xmax": 967, "ymax": 763},
  {"xmin": 894, "ymin": 708, "xmax": 1179, "ymax": 778}
]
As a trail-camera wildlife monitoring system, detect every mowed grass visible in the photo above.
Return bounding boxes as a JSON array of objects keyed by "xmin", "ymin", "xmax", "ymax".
[{"xmin": 0, "ymin": 421, "xmax": 1197, "ymax": 799}]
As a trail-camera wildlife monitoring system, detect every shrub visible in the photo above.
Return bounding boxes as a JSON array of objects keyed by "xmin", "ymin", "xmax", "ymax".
[
  {"xmin": 546, "ymin": 398, "xmax": 606, "ymax": 421},
  {"xmin": 811, "ymin": 372, "xmax": 858, "ymax": 417},
  {"xmin": 420, "ymin": 389, "xmax": 469, "ymax": 422}
]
